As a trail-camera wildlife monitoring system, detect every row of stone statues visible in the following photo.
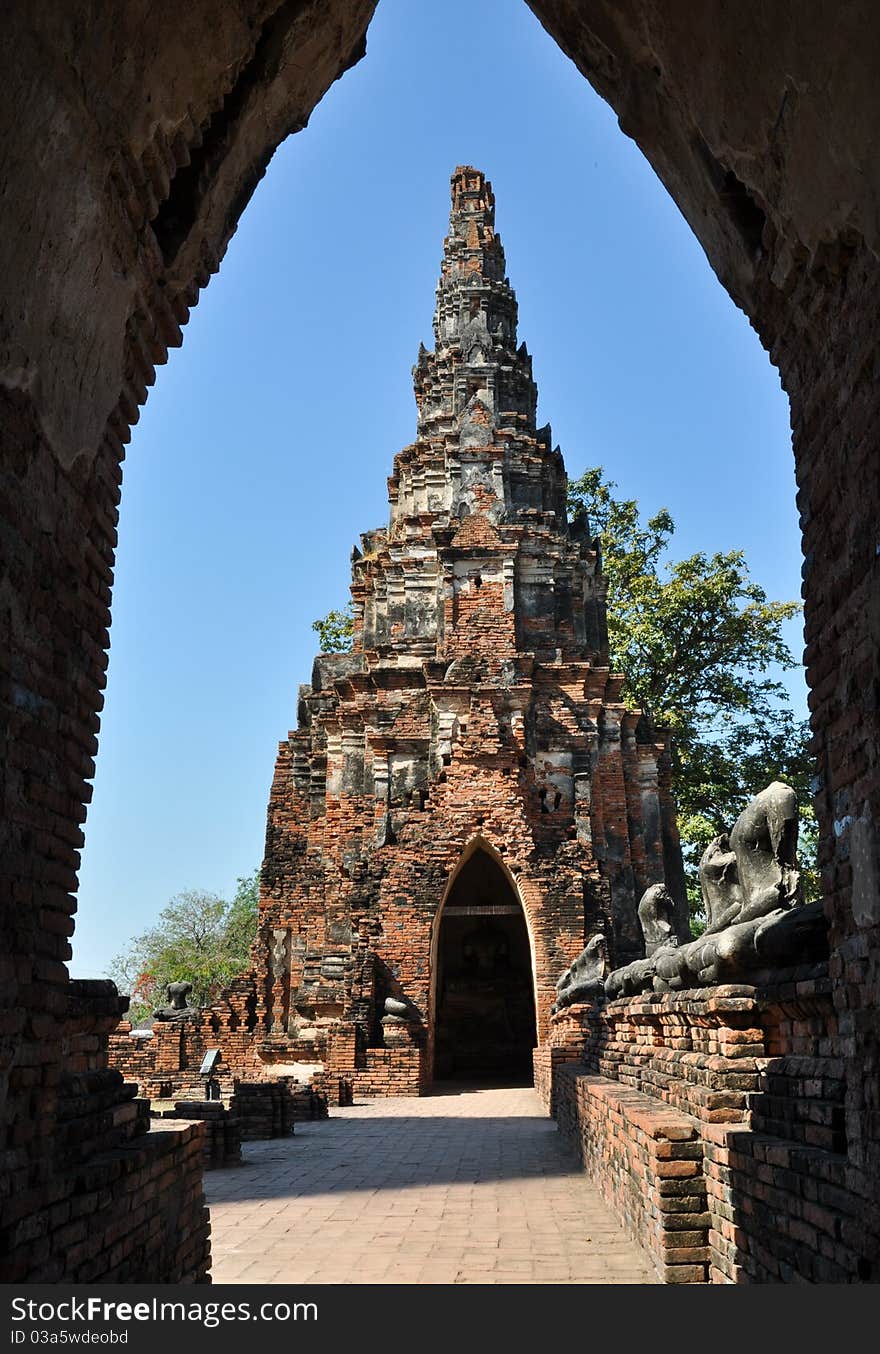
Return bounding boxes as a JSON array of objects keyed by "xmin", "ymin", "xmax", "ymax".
[{"xmin": 554, "ymin": 781, "xmax": 826, "ymax": 1011}]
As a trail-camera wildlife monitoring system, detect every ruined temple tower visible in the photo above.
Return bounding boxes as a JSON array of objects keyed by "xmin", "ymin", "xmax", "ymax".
[{"xmin": 254, "ymin": 168, "xmax": 687, "ymax": 1090}]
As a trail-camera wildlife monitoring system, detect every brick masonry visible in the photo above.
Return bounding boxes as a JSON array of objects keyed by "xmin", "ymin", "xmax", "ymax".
[
  {"xmin": 108, "ymin": 169, "xmax": 686, "ymax": 1108},
  {"xmin": 153, "ymin": 1101, "xmax": 242, "ymax": 1170},
  {"xmin": 536, "ymin": 961, "xmax": 879, "ymax": 1282},
  {"xmin": 108, "ymin": 1018, "xmax": 324, "ymax": 1130},
  {"xmin": 0, "ymin": 980, "xmax": 210, "ymax": 1283},
  {"xmin": 3, "ymin": 5, "xmax": 880, "ymax": 1284},
  {"xmin": 237, "ymin": 168, "xmax": 685, "ymax": 1098}
]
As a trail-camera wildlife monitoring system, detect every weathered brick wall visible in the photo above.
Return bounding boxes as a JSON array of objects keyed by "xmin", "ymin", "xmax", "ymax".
[
  {"xmin": 106, "ymin": 1018, "xmax": 314, "ymax": 1138},
  {"xmin": 556, "ymin": 1068, "xmax": 709, "ymax": 1283},
  {"xmin": 348, "ymin": 1049, "xmax": 425, "ymax": 1100},
  {"xmin": 4, "ymin": 0, "xmax": 880, "ymax": 1285},
  {"xmin": 787, "ymin": 251, "xmax": 880, "ymax": 1224},
  {"xmin": 541, "ymin": 966, "xmax": 879, "ymax": 1283},
  {"xmin": 153, "ymin": 1101, "xmax": 242, "ymax": 1170},
  {"xmin": 1, "ymin": 981, "xmax": 210, "ymax": 1283},
  {"xmin": 527, "ymin": 0, "xmax": 880, "ymax": 1275},
  {"xmin": 107, "ymin": 973, "xmax": 279, "ymax": 1096},
  {"xmin": 533, "ymin": 1010, "xmax": 585, "ymax": 1114}
]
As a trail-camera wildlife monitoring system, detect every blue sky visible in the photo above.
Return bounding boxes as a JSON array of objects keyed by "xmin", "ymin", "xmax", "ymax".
[{"xmin": 71, "ymin": 0, "xmax": 805, "ymax": 979}]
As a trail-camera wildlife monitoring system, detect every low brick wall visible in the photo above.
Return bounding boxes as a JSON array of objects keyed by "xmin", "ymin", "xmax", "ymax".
[
  {"xmin": 348, "ymin": 1048, "xmax": 425, "ymax": 1099},
  {"xmin": 231, "ymin": 1082, "xmax": 294, "ymax": 1140},
  {"xmin": 3, "ymin": 1102, "xmax": 211, "ymax": 1284},
  {"xmin": 108, "ymin": 1010, "xmax": 424, "ymax": 1111},
  {"xmin": 154, "ymin": 1101, "xmax": 242, "ymax": 1170},
  {"xmin": 328, "ymin": 1028, "xmax": 427, "ymax": 1100},
  {"xmin": 0, "ymin": 981, "xmax": 211, "ymax": 1284},
  {"xmin": 537, "ymin": 964, "xmax": 880, "ymax": 1284},
  {"xmin": 107, "ymin": 987, "xmax": 270, "ymax": 1102},
  {"xmin": 533, "ymin": 1043, "xmax": 583, "ymax": 1116},
  {"xmin": 556, "ymin": 1068, "xmax": 709, "ymax": 1283}
]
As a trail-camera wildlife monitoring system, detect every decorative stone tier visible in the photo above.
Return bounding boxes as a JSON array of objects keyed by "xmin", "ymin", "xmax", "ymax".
[{"xmin": 535, "ymin": 966, "xmax": 878, "ymax": 1283}]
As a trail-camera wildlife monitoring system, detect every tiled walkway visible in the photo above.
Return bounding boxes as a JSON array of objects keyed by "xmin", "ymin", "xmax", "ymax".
[
  {"xmin": 206, "ymin": 1084, "xmax": 656, "ymax": 1284},
  {"xmin": 205, "ymin": 1083, "xmax": 655, "ymax": 1283}
]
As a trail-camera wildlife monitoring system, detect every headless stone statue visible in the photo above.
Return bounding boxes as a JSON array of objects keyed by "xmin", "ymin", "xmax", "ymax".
[
  {"xmin": 153, "ymin": 980, "xmax": 195, "ymax": 1022},
  {"xmin": 381, "ymin": 994, "xmax": 422, "ymax": 1047},
  {"xmin": 729, "ymin": 780, "xmax": 801, "ymax": 921},
  {"xmin": 637, "ymin": 883, "xmax": 679, "ymax": 957},
  {"xmin": 699, "ymin": 835, "xmax": 742, "ymax": 934},
  {"xmin": 382, "ymin": 995, "xmax": 420, "ymax": 1026},
  {"xmin": 596, "ymin": 782, "xmax": 823, "ymax": 999},
  {"xmin": 553, "ymin": 934, "xmax": 608, "ymax": 1012},
  {"xmin": 607, "ymin": 884, "xmax": 680, "ymax": 998}
]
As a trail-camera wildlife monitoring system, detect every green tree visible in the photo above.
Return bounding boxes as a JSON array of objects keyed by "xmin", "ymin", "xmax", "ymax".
[
  {"xmin": 108, "ymin": 870, "xmax": 260, "ymax": 1025},
  {"xmin": 568, "ymin": 467, "xmax": 816, "ymax": 927},
  {"xmin": 312, "ymin": 604, "xmax": 354, "ymax": 653}
]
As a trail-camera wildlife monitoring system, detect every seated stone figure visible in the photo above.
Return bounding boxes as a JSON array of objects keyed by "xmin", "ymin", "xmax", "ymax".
[
  {"xmin": 699, "ymin": 835, "xmax": 743, "ymax": 933},
  {"xmin": 553, "ymin": 934, "xmax": 609, "ymax": 1012},
  {"xmin": 382, "ymin": 994, "xmax": 423, "ymax": 1047},
  {"xmin": 729, "ymin": 780, "xmax": 801, "ymax": 921},
  {"xmin": 153, "ymin": 980, "xmax": 195, "ymax": 1022},
  {"xmin": 638, "ymin": 883, "xmax": 679, "ymax": 956},
  {"xmin": 655, "ymin": 781, "xmax": 809, "ymax": 989},
  {"xmin": 604, "ymin": 781, "xmax": 824, "ymax": 997},
  {"xmin": 382, "ymin": 995, "xmax": 420, "ymax": 1025},
  {"xmin": 607, "ymin": 884, "xmax": 680, "ymax": 998}
]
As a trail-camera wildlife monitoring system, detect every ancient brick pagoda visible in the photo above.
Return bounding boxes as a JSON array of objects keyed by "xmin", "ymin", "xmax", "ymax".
[{"xmin": 251, "ymin": 167, "xmax": 688, "ymax": 1091}]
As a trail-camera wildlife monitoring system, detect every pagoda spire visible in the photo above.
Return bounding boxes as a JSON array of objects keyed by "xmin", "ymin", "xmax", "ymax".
[{"xmin": 414, "ymin": 167, "xmax": 538, "ymax": 437}]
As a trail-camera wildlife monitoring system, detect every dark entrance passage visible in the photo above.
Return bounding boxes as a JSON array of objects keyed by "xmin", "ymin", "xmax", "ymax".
[{"xmin": 433, "ymin": 850, "xmax": 537, "ymax": 1082}]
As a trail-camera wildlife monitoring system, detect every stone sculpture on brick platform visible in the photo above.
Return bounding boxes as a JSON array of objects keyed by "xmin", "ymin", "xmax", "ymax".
[
  {"xmin": 153, "ymin": 980, "xmax": 196, "ymax": 1022},
  {"xmin": 696, "ymin": 835, "xmax": 742, "ymax": 933},
  {"xmin": 638, "ymin": 883, "xmax": 679, "ymax": 956},
  {"xmin": 381, "ymin": 995, "xmax": 423, "ymax": 1049},
  {"xmin": 554, "ymin": 781, "xmax": 827, "ymax": 1008},
  {"xmin": 553, "ymin": 933, "xmax": 609, "ymax": 1012},
  {"xmin": 652, "ymin": 780, "xmax": 818, "ymax": 990},
  {"xmin": 605, "ymin": 883, "xmax": 680, "ymax": 998},
  {"xmin": 727, "ymin": 780, "xmax": 802, "ymax": 923}
]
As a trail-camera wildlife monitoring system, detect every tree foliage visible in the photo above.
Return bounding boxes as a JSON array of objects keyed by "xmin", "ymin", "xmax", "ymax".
[
  {"xmin": 312, "ymin": 605, "xmax": 354, "ymax": 653},
  {"xmin": 568, "ymin": 468, "xmax": 816, "ymax": 923},
  {"xmin": 108, "ymin": 870, "xmax": 260, "ymax": 1025}
]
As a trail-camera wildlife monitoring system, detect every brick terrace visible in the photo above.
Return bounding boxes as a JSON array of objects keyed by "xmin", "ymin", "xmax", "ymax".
[{"xmin": 206, "ymin": 1085, "xmax": 656, "ymax": 1285}]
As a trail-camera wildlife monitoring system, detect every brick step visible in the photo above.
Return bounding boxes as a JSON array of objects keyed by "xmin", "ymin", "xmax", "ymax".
[{"xmin": 599, "ymin": 1057, "xmax": 754, "ymax": 1124}]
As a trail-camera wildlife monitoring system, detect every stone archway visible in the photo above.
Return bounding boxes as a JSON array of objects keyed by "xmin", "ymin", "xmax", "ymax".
[
  {"xmin": 432, "ymin": 846, "xmax": 538, "ymax": 1084},
  {"xmin": 3, "ymin": 0, "xmax": 880, "ymax": 1283}
]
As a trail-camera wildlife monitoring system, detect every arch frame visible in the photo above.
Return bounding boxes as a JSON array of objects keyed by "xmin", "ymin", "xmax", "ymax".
[{"xmin": 426, "ymin": 834, "xmax": 539, "ymax": 1084}]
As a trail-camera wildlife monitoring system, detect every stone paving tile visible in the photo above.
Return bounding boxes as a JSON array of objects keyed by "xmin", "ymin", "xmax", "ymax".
[{"xmin": 206, "ymin": 1085, "xmax": 656, "ymax": 1285}]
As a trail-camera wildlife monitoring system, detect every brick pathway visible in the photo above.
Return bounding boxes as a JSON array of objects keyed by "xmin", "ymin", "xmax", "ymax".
[{"xmin": 206, "ymin": 1084, "xmax": 656, "ymax": 1284}]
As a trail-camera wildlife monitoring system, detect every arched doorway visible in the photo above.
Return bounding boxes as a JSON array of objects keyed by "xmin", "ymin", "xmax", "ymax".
[{"xmin": 432, "ymin": 848, "xmax": 537, "ymax": 1083}]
